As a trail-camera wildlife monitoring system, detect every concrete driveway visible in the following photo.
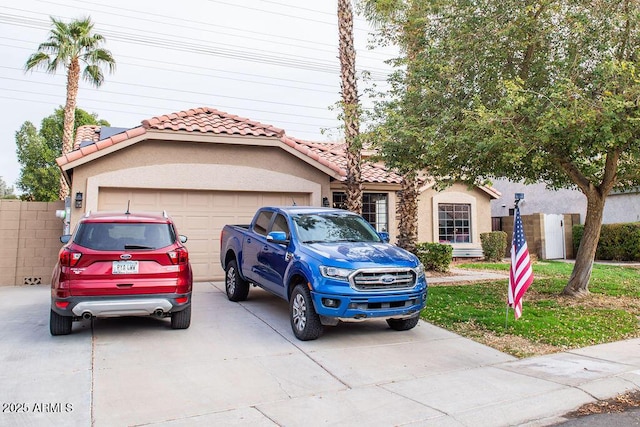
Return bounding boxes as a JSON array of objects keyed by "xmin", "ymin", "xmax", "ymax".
[{"xmin": 2, "ymin": 283, "xmax": 639, "ymax": 426}]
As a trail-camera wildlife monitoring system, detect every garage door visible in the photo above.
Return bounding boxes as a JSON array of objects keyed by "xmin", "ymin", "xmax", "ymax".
[{"xmin": 98, "ymin": 188, "xmax": 310, "ymax": 281}]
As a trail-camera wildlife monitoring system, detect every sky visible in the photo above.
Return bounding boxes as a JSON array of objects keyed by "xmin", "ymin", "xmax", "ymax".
[{"xmin": 0, "ymin": 0, "xmax": 396, "ymax": 191}]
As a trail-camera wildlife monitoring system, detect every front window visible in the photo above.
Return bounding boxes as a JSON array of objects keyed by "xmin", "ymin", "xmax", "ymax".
[
  {"xmin": 332, "ymin": 192, "xmax": 388, "ymax": 232},
  {"xmin": 438, "ymin": 204, "xmax": 471, "ymax": 243},
  {"xmin": 292, "ymin": 212, "xmax": 381, "ymax": 244}
]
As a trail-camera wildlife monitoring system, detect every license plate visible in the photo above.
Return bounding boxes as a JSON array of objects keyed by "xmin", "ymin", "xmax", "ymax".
[{"xmin": 112, "ymin": 261, "xmax": 139, "ymax": 274}]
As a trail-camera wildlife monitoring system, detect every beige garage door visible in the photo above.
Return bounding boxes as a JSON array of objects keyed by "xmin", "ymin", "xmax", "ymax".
[{"xmin": 98, "ymin": 188, "xmax": 310, "ymax": 281}]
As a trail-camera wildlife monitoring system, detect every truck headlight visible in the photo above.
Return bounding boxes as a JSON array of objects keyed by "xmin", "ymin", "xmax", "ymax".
[
  {"xmin": 415, "ymin": 263, "xmax": 426, "ymax": 279},
  {"xmin": 319, "ymin": 266, "xmax": 353, "ymax": 281}
]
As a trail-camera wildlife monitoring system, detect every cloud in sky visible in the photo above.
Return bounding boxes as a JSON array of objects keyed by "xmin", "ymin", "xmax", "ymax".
[{"xmin": 0, "ymin": 0, "xmax": 396, "ymax": 189}]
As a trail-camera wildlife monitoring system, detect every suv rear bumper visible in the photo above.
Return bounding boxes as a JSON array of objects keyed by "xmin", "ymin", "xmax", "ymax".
[{"xmin": 51, "ymin": 293, "xmax": 191, "ymax": 319}]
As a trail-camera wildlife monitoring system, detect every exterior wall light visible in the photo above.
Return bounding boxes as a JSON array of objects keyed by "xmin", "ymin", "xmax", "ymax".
[{"xmin": 75, "ymin": 192, "xmax": 83, "ymax": 209}]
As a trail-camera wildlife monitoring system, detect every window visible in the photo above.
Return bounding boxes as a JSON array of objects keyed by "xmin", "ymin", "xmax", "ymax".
[
  {"xmin": 271, "ymin": 214, "xmax": 290, "ymax": 239},
  {"xmin": 332, "ymin": 192, "xmax": 388, "ymax": 232},
  {"xmin": 76, "ymin": 223, "xmax": 174, "ymax": 250},
  {"xmin": 438, "ymin": 204, "xmax": 471, "ymax": 243},
  {"xmin": 253, "ymin": 211, "xmax": 273, "ymax": 236},
  {"xmin": 292, "ymin": 212, "xmax": 381, "ymax": 243}
]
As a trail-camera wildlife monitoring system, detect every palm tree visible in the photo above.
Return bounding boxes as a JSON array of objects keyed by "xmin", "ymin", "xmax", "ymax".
[
  {"xmin": 338, "ymin": 0, "xmax": 363, "ymax": 214},
  {"xmin": 25, "ymin": 16, "xmax": 115, "ymax": 199}
]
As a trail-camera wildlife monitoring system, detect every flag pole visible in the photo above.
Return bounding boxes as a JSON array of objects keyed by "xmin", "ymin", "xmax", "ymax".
[{"xmin": 505, "ymin": 305, "xmax": 509, "ymax": 329}]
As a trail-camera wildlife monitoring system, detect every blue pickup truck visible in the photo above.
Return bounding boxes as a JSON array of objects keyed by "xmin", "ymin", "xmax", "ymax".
[{"xmin": 220, "ymin": 206, "xmax": 428, "ymax": 340}]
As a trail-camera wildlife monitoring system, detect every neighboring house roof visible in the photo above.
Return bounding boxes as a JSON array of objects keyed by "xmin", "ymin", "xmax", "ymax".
[{"xmin": 56, "ymin": 106, "xmax": 495, "ymax": 194}]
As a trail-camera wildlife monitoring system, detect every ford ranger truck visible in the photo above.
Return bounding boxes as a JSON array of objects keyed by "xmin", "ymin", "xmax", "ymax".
[{"xmin": 220, "ymin": 206, "xmax": 428, "ymax": 341}]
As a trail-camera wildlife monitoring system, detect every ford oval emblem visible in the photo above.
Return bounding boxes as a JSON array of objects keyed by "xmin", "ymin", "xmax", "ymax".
[
  {"xmin": 120, "ymin": 254, "xmax": 132, "ymax": 260},
  {"xmin": 380, "ymin": 274, "xmax": 396, "ymax": 284}
]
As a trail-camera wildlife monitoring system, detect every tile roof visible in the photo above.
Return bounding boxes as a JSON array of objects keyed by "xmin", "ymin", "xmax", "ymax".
[
  {"xmin": 59, "ymin": 106, "xmax": 452, "ymax": 187},
  {"xmin": 74, "ymin": 125, "xmax": 101, "ymax": 146},
  {"xmin": 143, "ymin": 107, "xmax": 285, "ymax": 137},
  {"xmin": 283, "ymin": 137, "xmax": 403, "ymax": 184}
]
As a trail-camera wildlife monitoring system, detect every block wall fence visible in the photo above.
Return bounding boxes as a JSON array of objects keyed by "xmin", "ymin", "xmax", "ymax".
[{"xmin": 0, "ymin": 200, "xmax": 65, "ymax": 286}]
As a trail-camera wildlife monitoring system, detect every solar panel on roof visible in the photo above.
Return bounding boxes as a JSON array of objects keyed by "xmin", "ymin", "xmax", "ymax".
[
  {"xmin": 99, "ymin": 127, "xmax": 129, "ymax": 140},
  {"xmin": 79, "ymin": 140, "xmax": 95, "ymax": 148}
]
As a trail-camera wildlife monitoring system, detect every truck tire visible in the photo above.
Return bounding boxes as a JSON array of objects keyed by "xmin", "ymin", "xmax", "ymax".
[
  {"xmin": 50, "ymin": 309, "xmax": 72, "ymax": 336},
  {"xmin": 225, "ymin": 259, "xmax": 250, "ymax": 302},
  {"xmin": 289, "ymin": 284, "xmax": 323, "ymax": 341},
  {"xmin": 171, "ymin": 306, "xmax": 191, "ymax": 329},
  {"xmin": 386, "ymin": 316, "xmax": 420, "ymax": 331}
]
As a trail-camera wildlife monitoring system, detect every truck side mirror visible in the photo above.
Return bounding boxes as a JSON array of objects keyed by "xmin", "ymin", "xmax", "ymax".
[
  {"xmin": 378, "ymin": 232, "xmax": 390, "ymax": 243},
  {"xmin": 267, "ymin": 231, "xmax": 289, "ymax": 245}
]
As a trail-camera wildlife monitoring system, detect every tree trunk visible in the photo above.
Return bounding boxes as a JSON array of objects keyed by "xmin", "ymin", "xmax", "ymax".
[
  {"xmin": 396, "ymin": 172, "xmax": 419, "ymax": 253},
  {"xmin": 59, "ymin": 59, "xmax": 80, "ymax": 200},
  {"xmin": 562, "ymin": 191, "xmax": 606, "ymax": 296},
  {"xmin": 338, "ymin": 0, "xmax": 362, "ymax": 214}
]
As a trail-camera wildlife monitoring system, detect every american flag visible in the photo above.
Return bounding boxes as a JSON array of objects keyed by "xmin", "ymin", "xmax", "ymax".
[{"xmin": 508, "ymin": 206, "xmax": 534, "ymax": 319}]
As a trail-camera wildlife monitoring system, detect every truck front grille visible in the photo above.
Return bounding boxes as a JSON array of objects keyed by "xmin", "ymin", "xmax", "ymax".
[{"xmin": 351, "ymin": 269, "xmax": 416, "ymax": 291}]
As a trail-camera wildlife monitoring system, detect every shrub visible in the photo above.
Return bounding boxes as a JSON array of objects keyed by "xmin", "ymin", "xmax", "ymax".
[
  {"xmin": 480, "ymin": 231, "xmax": 507, "ymax": 262},
  {"xmin": 573, "ymin": 222, "xmax": 640, "ymax": 261},
  {"xmin": 415, "ymin": 242, "xmax": 453, "ymax": 272},
  {"xmin": 572, "ymin": 224, "xmax": 584, "ymax": 256}
]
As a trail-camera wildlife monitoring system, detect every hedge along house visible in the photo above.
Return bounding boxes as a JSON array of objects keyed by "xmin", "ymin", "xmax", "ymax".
[{"xmin": 57, "ymin": 107, "xmax": 499, "ymax": 281}]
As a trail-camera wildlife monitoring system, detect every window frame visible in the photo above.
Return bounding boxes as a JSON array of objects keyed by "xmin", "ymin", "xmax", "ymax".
[
  {"xmin": 332, "ymin": 192, "xmax": 389, "ymax": 233},
  {"xmin": 438, "ymin": 203, "xmax": 472, "ymax": 244}
]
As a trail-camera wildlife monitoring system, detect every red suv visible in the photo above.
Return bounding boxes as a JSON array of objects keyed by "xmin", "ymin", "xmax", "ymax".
[{"xmin": 50, "ymin": 211, "xmax": 193, "ymax": 335}]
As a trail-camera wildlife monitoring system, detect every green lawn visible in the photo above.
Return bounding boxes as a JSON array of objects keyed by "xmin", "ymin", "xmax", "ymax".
[{"xmin": 421, "ymin": 261, "xmax": 640, "ymax": 357}]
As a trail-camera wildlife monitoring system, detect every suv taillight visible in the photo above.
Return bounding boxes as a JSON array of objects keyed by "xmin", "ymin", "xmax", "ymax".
[
  {"xmin": 168, "ymin": 247, "xmax": 189, "ymax": 265},
  {"xmin": 60, "ymin": 248, "xmax": 82, "ymax": 267}
]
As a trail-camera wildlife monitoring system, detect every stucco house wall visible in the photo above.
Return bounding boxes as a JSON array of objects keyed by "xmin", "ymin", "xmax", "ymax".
[
  {"xmin": 417, "ymin": 183, "xmax": 494, "ymax": 251},
  {"xmin": 491, "ymin": 179, "xmax": 640, "ymax": 225},
  {"xmin": 490, "ymin": 178, "xmax": 587, "ymax": 222},
  {"xmin": 69, "ymin": 138, "xmax": 332, "ymax": 230}
]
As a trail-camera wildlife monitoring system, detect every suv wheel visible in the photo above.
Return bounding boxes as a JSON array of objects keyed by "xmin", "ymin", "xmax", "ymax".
[
  {"xmin": 386, "ymin": 316, "xmax": 420, "ymax": 331},
  {"xmin": 50, "ymin": 309, "xmax": 72, "ymax": 336},
  {"xmin": 289, "ymin": 284, "xmax": 322, "ymax": 341},
  {"xmin": 225, "ymin": 260, "xmax": 249, "ymax": 301},
  {"xmin": 171, "ymin": 306, "xmax": 191, "ymax": 329}
]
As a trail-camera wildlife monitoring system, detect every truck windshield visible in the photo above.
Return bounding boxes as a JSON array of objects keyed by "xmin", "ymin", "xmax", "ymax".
[{"xmin": 292, "ymin": 213, "xmax": 381, "ymax": 244}]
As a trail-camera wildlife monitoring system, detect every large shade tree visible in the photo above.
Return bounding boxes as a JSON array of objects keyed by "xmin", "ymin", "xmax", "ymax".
[
  {"xmin": 25, "ymin": 16, "xmax": 115, "ymax": 199},
  {"xmin": 15, "ymin": 107, "xmax": 109, "ymax": 201},
  {"xmin": 362, "ymin": 0, "xmax": 640, "ymax": 295},
  {"xmin": 360, "ymin": 0, "xmax": 429, "ymax": 253}
]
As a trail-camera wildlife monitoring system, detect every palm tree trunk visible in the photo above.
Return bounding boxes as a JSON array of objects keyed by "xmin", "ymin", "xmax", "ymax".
[
  {"xmin": 338, "ymin": 0, "xmax": 362, "ymax": 214},
  {"xmin": 59, "ymin": 59, "xmax": 80, "ymax": 200},
  {"xmin": 397, "ymin": 172, "xmax": 419, "ymax": 253}
]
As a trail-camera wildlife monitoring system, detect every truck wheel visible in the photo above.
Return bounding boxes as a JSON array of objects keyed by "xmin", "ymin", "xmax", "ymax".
[
  {"xmin": 171, "ymin": 306, "xmax": 191, "ymax": 329},
  {"xmin": 386, "ymin": 316, "xmax": 420, "ymax": 331},
  {"xmin": 225, "ymin": 259, "xmax": 249, "ymax": 302},
  {"xmin": 50, "ymin": 309, "xmax": 72, "ymax": 336},
  {"xmin": 290, "ymin": 284, "xmax": 322, "ymax": 341}
]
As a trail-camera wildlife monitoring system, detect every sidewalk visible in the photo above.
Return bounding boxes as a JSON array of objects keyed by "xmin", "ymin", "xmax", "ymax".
[
  {"xmin": 427, "ymin": 267, "xmax": 509, "ymax": 284},
  {"xmin": 1, "ymin": 283, "xmax": 639, "ymax": 426}
]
